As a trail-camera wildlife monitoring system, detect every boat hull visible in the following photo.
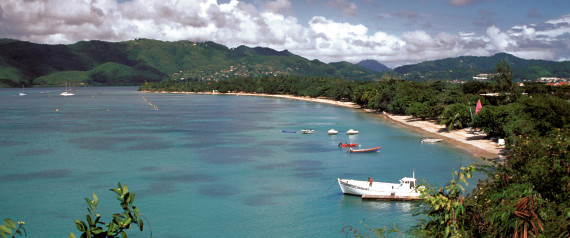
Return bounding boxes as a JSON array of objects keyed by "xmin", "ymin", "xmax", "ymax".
[
  {"xmin": 337, "ymin": 178, "xmax": 421, "ymax": 198},
  {"xmin": 338, "ymin": 143, "xmax": 358, "ymax": 147},
  {"xmin": 349, "ymin": 146, "xmax": 381, "ymax": 153}
]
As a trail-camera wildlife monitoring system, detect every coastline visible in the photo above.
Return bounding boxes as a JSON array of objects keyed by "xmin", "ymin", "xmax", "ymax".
[{"xmin": 143, "ymin": 90, "xmax": 507, "ymax": 160}]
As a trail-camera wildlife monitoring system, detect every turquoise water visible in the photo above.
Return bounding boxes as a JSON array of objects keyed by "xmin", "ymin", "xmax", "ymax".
[{"xmin": 0, "ymin": 87, "xmax": 485, "ymax": 237}]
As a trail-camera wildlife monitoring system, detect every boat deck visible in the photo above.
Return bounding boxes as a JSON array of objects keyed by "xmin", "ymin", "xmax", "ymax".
[{"xmin": 361, "ymin": 194, "xmax": 422, "ymax": 201}]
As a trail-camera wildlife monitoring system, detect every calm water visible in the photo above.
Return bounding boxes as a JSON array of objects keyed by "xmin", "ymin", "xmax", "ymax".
[{"xmin": 0, "ymin": 87, "xmax": 485, "ymax": 237}]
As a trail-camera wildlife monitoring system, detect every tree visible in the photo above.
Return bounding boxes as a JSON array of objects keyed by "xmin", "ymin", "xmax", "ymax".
[
  {"xmin": 492, "ymin": 60, "xmax": 522, "ymax": 103},
  {"xmin": 440, "ymin": 103, "xmax": 470, "ymax": 131}
]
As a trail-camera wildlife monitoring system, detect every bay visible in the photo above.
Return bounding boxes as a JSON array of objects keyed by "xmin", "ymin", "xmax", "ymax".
[{"xmin": 0, "ymin": 86, "xmax": 485, "ymax": 237}]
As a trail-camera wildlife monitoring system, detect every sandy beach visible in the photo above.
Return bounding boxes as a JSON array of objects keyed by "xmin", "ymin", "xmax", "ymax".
[
  {"xmin": 146, "ymin": 91, "xmax": 507, "ymax": 159},
  {"xmin": 233, "ymin": 93, "xmax": 507, "ymax": 159}
]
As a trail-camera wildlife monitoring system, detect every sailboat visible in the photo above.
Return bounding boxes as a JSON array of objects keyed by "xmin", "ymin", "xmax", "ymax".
[
  {"xmin": 19, "ymin": 85, "xmax": 26, "ymax": 96},
  {"xmin": 60, "ymin": 82, "xmax": 75, "ymax": 96}
]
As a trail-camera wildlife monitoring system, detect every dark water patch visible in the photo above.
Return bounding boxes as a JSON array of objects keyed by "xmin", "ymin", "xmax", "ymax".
[
  {"xmin": 255, "ymin": 162, "xmax": 295, "ymax": 170},
  {"xmin": 0, "ymin": 169, "xmax": 71, "ymax": 182},
  {"xmin": 126, "ymin": 141, "xmax": 172, "ymax": 151},
  {"xmin": 140, "ymin": 166, "xmax": 160, "ymax": 172},
  {"xmin": 0, "ymin": 140, "xmax": 28, "ymax": 147},
  {"xmin": 69, "ymin": 136, "xmax": 125, "ymax": 150},
  {"xmin": 287, "ymin": 146, "xmax": 334, "ymax": 153},
  {"xmin": 243, "ymin": 195, "xmax": 277, "ymax": 206},
  {"xmin": 294, "ymin": 171, "xmax": 323, "ymax": 178},
  {"xmin": 142, "ymin": 181, "xmax": 179, "ymax": 194},
  {"xmin": 255, "ymin": 160, "xmax": 323, "ymax": 172},
  {"xmin": 292, "ymin": 159, "xmax": 323, "ymax": 167},
  {"xmin": 70, "ymin": 135, "xmax": 168, "ymax": 151},
  {"xmin": 145, "ymin": 171, "xmax": 218, "ymax": 184},
  {"xmin": 179, "ymin": 142, "xmax": 215, "ymax": 149},
  {"xmin": 12, "ymin": 149, "xmax": 56, "ymax": 156},
  {"xmin": 260, "ymin": 140, "xmax": 290, "ymax": 146},
  {"xmin": 196, "ymin": 147, "xmax": 271, "ymax": 164},
  {"xmin": 197, "ymin": 184, "xmax": 238, "ymax": 197}
]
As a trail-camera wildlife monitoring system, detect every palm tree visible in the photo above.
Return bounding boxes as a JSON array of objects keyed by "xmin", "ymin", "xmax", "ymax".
[{"xmin": 442, "ymin": 113, "xmax": 463, "ymax": 132}]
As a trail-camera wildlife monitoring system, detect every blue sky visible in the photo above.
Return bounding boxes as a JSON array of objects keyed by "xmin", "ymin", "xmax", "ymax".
[{"xmin": 1, "ymin": 0, "xmax": 569, "ymax": 67}]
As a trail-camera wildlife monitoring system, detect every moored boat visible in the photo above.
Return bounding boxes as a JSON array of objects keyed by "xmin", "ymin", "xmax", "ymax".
[
  {"xmin": 421, "ymin": 138, "xmax": 443, "ymax": 143},
  {"xmin": 338, "ymin": 142, "xmax": 358, "ymax": 147},
  {"xmin": 349, "ymin": 146, "xmax": 381, "ymax": 153},
  {"xmin": 282, "ymin": 130, "xmax": 297, "ymax": 133},
  {"xmin": 337, "ymin": 175, "xmax": 422, "ymax": 199},
  {"xmin": 301, "ymin": 129, "xmax": 314, "ymax": 134},
  {"xmin": 328, "ymin": 129, "xmax": 338, "ymax": 135},
  {"xmin": 60, "ymin": 82, "xmax": 75, "ymax": 96},
  {"xmin": 346, "ymin": 129, "xmax": 359, "ymax": 135}
]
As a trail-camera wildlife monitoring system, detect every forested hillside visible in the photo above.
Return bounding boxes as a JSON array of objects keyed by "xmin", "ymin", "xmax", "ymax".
[
  {"xmin": 0, "ymin": 39, "xmax": 381, "ymax": 87},
  {"xmin": 394, "ymin": 52, "xmax": 570, "ymax": 81}
]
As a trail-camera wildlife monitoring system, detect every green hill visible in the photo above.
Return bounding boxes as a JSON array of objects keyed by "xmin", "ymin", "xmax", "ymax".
[
  {"xmin": 393, "ymin": 53, "xmax": 569, "ymax": 82},
  {"xmin": 0, "ymin": 38, "xmax": 382, "ymax": 87}
]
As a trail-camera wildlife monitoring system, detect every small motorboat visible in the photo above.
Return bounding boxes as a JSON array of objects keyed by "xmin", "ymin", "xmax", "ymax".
[
  {"xmin": 301, "ymin": 129, "xmax": 314, "ymax": 134},
  {"xmin": 338, "ymin": 142, "xmax": 358, "ymax": 147},
  {"xmin": 328, "ymin": 129, "xmax": 338, "ymax": 135},
  {"xmin": 337, "ymin": 173, "xmax": 422, "ymax": 199},
  {"xmin": 282, "ymin": 130, "xmax": 297, "ymax": 133},
  {"xmin": 420, "ymin": 138, "xmax": 443, "ymax": 143},
  {"xmin": 349, "ymin": 146, "xmax": 381, "ymax": 153},
  {"xmin": 346, "ymin": 129, "xmax": 359, "ymax": 135}
]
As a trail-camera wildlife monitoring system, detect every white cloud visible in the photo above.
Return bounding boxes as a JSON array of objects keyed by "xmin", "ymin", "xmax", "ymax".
[{"xmin": 0, "ymin": 0, "xmax": 568, "ymax": 68}]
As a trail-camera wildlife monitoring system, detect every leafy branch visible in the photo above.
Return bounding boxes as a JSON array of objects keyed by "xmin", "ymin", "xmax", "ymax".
[{"xmin": 69, "ymin": 182, "xmax": 151, "ymax": 238}]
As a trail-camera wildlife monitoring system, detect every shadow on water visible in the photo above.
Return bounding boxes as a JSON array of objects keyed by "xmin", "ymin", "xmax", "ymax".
[{"xmin": 0, "ymin": 169, "xmax": 72, "ymax": 182}]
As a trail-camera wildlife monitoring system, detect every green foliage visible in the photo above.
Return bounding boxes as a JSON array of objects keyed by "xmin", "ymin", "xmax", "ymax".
[
  {"xmin": 69, "ymin": 182, "xmax": 151, "ymax": 238},
  {"xmin": 414, "ymin": 165, "xmax": 481, "ymax": 237},
  {"xmin": 0, "ymin": 219, "xmax": 26, "ymax": 238},
  {"xmin": 440, "ymin": 103, "xmax": 470, "ymax": 131},
  {"xmin": 341, "ymin": 222, "xmax": 409, "ymax": 238}
]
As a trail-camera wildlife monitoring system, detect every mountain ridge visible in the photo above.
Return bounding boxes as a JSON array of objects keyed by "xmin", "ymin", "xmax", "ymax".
[{"xmin": 0, "ymin": 38, "xmax": 568, "ymax": 87}]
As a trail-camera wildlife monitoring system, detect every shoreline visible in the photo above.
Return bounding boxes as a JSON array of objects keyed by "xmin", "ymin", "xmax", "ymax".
[{"xmin": 143, "ymin": 90, "xmax": 507, "ymax": 160}]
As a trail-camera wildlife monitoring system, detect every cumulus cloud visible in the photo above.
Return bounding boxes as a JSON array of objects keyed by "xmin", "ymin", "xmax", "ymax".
[{"xmin": 0, "ymin": 0, "xmax": 568, "ymax": 67}]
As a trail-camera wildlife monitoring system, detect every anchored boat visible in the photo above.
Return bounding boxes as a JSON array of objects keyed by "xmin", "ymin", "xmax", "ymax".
[
  {"xmin": 338, "ymin": 142, "xmax": 358, "ymax": 147},
  {"xmin": 337, "ymin": 174, "xmax": 422, "ymax": 200},
  {"xmin": 349, "ymin": 146, "xmax": 381, "ymax": 153}
]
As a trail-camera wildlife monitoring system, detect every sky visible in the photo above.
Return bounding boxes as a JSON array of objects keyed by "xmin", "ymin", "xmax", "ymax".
[{"xmin": 0, "ymin": 0, "xmax": 569, "ymax": 68}]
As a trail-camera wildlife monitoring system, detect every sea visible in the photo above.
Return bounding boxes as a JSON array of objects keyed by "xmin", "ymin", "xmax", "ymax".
[{"xmin": 0, "ymin": 86, "xmax": 486, "ymax": 237}]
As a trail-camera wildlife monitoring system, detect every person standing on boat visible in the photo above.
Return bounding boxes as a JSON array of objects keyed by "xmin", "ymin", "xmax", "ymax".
[{"xmin": 368, "ymin": 177, "xmax": 373, "ymax": 187}]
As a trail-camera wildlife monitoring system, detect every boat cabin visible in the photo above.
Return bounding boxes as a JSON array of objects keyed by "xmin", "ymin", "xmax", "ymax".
[{"xmin": 400, "ymin": 177, "xmax": 416, "ymax": 189}]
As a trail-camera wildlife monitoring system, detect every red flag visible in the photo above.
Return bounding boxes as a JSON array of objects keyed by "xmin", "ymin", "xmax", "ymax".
[{"xmin": 475, "ymin": 99, "xmax": 482, "ymax": 115}]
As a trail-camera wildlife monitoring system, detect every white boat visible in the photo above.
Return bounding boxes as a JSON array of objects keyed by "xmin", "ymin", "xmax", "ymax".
[
  {"xmin": 60, "ymin": 91, "xmax": 75, "ymax": 96},
  {"xmin": 337, "ymin": 175, "xmax": 422, "ymax": 198},
  {"xmin": 421, "ymin": 138, "xmax": 443, "ymax": 143},
  {"xmin": 346, "ymin": 129, "xmax": 358, "ymax": 135},
  {"xmin": 328, "ymin": 129, "xmax": 338, "ymax": 135},
  {"xmin": 19, "ymin": 85, "xmax": 26, "ymax": 96},
  {"xmin": 60, "ymin": 82, "xmax": 75, "ymax": 96},
  {"xmin": 301, "ymin": 129, "xmax": 314, "ymax": 134}
]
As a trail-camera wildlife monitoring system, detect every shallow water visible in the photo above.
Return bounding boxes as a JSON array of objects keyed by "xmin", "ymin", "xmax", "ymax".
[{"xmin": 0, "ymin": 87, "xmax": 485, "ymax": 237}]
